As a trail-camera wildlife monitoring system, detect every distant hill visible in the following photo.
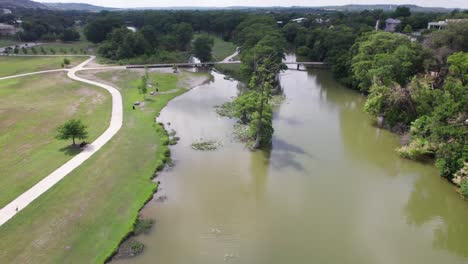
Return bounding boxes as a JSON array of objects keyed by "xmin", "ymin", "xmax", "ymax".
[
  {"xmin": 317, "ymin": 4, "xmax": 454, "ymax": 13},
  {"xmin": 42, "ymin": 2, "xmax": 118, "ymax": 12},
  {"xmin": 0, "ymin": 0, "xmax": 48, "ymax": 9},
  {"xmin": 127, "ymin": 4, "xmax": 455, "ymax": 13}
]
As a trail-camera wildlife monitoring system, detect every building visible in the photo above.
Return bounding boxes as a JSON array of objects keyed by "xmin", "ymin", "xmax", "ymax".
[
  {"xmin": 126, "ymin": 26, "xmax": 137, "ymax": 32},
  {"xmin": 428, "ymin": 19, "xmax": 468, "ymax": 30},
  {"xmin": 291, "ymin": 18, "xmax": 307, "ymax": 23},
  {"xmin": 384, "ymin": 18, "xmax": 401, "ymax": 32},
  {"xmin": 0, "ymin": 23, "xmax": 17, "ymax": 36},
  {"xmin": 2, "ymin": 9, "xmax": 12, "ymax": 14}
]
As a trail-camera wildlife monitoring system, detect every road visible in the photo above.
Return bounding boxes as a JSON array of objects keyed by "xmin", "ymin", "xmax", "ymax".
[{"xmin": 0, "ymin": 56, "xmax": 123, "ymax": 226}]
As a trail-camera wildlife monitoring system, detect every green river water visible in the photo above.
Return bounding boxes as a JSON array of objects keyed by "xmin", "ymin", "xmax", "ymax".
[{"xmin": 115, "ymin": 62, "xmax": 468, "ymax": 264}]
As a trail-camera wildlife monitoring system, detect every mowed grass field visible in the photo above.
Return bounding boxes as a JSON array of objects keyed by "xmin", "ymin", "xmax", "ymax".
[
  {"xmin": 211, "ymin": 35, "xmax": 237, "ymax": 61},
  {"xmin": 0, "ymin": 69, "xmax": 209, "ymax": 263},
  {"xmin": 193, "ymin": 34, "xmax": 237, "ymax": 61},
  {"xmin": 0, "ymin": 72, "xmax": 111, "ymax": 208},
  {"xmin": 0, "ymin": 56, "xmax": 86, "ymax": 77}
]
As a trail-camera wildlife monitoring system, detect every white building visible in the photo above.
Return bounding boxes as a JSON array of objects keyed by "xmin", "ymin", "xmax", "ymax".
[
  {"xmin": 2, "ymin": 9, "xmax": 12, "ymax": 14},
  {"xmin": 290, "ymin": 18, "xmax": 307, "ymax": 23},
  {"xmin": 428, "ymin": 19, "xmax": 468, "ymax": 30}
]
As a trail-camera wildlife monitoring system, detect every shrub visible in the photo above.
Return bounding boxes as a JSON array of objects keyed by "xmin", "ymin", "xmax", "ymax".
[
  {"xmin": 397, "ymin": 138, "xmax": 434, "ymax": 161},
  {"xmin": 129, "ymin": 241, "xmax": 144, "ymax": 255},
  {"xmin": 134, "ymin": 218, "xmax": 154, "ymax": 235},
  {"xmin": 461, "ymin": 179, "xmax": 468, "ymax": 199}
]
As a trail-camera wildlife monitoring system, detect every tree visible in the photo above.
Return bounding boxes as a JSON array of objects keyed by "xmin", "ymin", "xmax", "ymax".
[
  {"xmin": 403, "ymin": 24, "xmax": 413, "ymax": 34},
  {"xmin": 170, "ymin": 23, "xmax": 193, "ymax": 50},
  {"xmin": 60, "ymin": 29, "xmax": 80, "ymax": 42},
  {"xmin": 393, "ymin": 6, "xmax": 411, "ymax": 18},
  {"xmin": 192, "ymin": 35, "xmax": 214, "ymax": 62},
  {"xmin": 63, "ymin": 58, "xmax": 71, "ymax": 67},
  {"xmin": 137, "ymin": 70, "xmax": 149, "ymax": 98},
  {"xmin": 84, "ymin": 17, "xmax": 122, "ymax": 43},
  {"xmin": 351, "ymin": 31, "xmax": 424, "ymax": 92},
  {"xmin": 56, "ymin": 119, "xmax": 88, "ymax": 146}
]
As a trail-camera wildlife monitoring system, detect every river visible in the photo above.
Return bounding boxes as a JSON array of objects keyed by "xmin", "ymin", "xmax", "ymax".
[{"xmin": 115, "ymin": 61, "xmax": 468, "ymax": 264}]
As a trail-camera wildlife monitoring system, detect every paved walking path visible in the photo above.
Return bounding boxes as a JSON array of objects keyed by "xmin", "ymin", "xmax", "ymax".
[
  {"xmin": 222, "ymin": 47, "xmax": 240, "ymax": 62},
  {"xmin": 0, "ymin": 56, "xmax": 123, "ymax": 226}
]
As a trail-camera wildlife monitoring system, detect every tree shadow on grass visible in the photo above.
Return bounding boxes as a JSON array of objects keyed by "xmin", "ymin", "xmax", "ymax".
[{"xmin": 59, "ymin": 145, "xmax": 82, "ymax": 156}]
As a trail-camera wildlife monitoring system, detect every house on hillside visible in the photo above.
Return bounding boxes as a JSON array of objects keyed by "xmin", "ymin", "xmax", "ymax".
[
  {"xmin": 384, "ymin": 18, "xmax": 401, "ymax": 32},
  {"xmin": 428, "ymin": 19, "xmax": 468, "ymax": 30},
  {"xmin": 291, "ymin": 17, "xmax": 307, "ymax": 23},
  {"xmin": 2, "ymin": 9, "xmax": 12, "ymax": 14}
]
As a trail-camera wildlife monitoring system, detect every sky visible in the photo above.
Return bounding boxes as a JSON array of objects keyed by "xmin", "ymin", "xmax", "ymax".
[{"xmin": 36, "ymin": 0, "xmax": 468, "ymax": 9}]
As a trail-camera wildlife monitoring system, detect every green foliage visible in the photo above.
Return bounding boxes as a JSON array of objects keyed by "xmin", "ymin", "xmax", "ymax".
[
  {"xmin": 447, "ymin": 52, "xmax": 468, "ymax": 85},
  {"xmin": 84, "ymin": 16, "xmax": 122, "ymax": 43},
  {"xmin": 60, "ymin": 29, "xmax": 80, "ymax": 42},
  {"xmin": 129, "ymin": 240, "xmax": 144, "ymax": 255},
  {"xmin": 393, "ymin": 6, "xmax": 411, "ymax": 18},
  {"xmin": 461, "ymin": 179, "xmax": 468, "ymax": 199},
  {"xmin": 351, "ymin": 31, "xmax": 424, "ymax": 92},
  {"xmin": 134, "ymin": 218, "xmax": 154, "ymax": 235},
  {"xmin": 403, "ymin": 24, "xmax": 413, "ymax": 34},
  {"xmin": 397, "ymin": 138, "xmax": 435, "ymax": 161},
  {"xmin": 192, "ymin": 34, "xmax": 214, "ymax": 62},
  {"xmin": 56, "ymin": 119, "xmax": 88, "ymax": 145},
  {"xmin": 63, "ymin": 58, "xmax": 71, "ymax": 66},
  {"xmin": 98, "ymin": 28, "xmax": 149, "ymax": 60},
  {"xmin": 232, "ymin": 91, "xmax": 258, "ymax": 123},
  {"xmin": 404, "ymin": 53, "xmax": 468, "ymax": 180},
  {"xmin": 137, "ymin": 71, "xmax": 149, "ymax": 98}
]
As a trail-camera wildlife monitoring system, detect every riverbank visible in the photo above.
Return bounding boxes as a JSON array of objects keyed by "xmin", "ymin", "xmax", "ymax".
[
  {"xmin": 113, "ymin": 67, "xmax": 468, "ymax": 264},
  {"xmin": 0, "ymin": 69, "xmax": 210, "ymax": 263}
]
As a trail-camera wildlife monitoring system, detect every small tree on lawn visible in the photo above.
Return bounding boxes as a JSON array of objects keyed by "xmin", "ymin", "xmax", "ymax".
[
  {"xmin": 56, "ymin": 119, "xmax": 88, "ymax": 146},
  {"xmin": 137, "ymin": 69, "xmax": 149, "ymax": 99},
  {"xmin": 63, "ymin": 58, "xmax": 71, "ymax": 67}
]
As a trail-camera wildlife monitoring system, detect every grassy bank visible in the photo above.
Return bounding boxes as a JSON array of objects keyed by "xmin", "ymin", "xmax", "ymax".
[
  {"xmin": 0, "ymin": 72, "xmax": 111, "ymax": 208},
  {"xmin": 210, "ymin": 35, "xmax": 237, "ymax": 61},
  {"xmin": 0, "ymin": 56, "xmax": 86, "ymax": 77},
  {"xmin": 0, "ymin": 69, "xmax": 209, "ymax": 263}
]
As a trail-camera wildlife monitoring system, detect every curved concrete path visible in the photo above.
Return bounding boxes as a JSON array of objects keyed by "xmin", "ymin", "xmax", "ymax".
[{"xmin": 0, "ymin": 56, "xmax": 123, "ymax": 226}]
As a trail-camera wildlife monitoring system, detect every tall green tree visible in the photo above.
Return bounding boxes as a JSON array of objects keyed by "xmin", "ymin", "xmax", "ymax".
[
  {"xmin": 192, "ymin": 35, "xmax": 214, "ymax": 62},
  {"xmin": 56, "ymin": 119, "xmax": 88, "ymax": 146}
]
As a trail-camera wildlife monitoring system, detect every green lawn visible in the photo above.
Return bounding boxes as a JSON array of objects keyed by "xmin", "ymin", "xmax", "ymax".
[
  {"xmin": 194, "ymin": 34, "xmax": 237, "ymax": 61},
  {"xmin": 25, "ymin": 41, "xmax": 96, "ymax": 55},
  {"xmin": 0, "ymin": 72, "xmax": 111, "ymax": 208},
  {"xmin": 211, "ymin": 35, "xmax": 237, "ymax": 61},
  {"xmin": 0, "ymin": 38, "xmax": 21, "ymax": 47},
  {"xmin": 0, "ymin": 69, "xmax": 209, "ymax": 263},
  {"xmin": 0, "ymin": 56, "xmax": 86, "ymax": 77}
]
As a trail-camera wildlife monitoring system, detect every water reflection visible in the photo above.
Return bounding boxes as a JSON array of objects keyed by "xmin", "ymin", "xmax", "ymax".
[{"xmin": 405, "ymin": 172, "xmax": 468, "ymax": 259}]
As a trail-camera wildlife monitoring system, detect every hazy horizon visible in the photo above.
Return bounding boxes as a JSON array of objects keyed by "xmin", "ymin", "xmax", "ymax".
[{"xmin": 36, "ymin": 0, "xmax": 468, "ymax": 9}]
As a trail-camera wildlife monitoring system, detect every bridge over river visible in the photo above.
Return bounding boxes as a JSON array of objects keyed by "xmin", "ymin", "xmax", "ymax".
[{"xmin": 126, "ymin": 61, "xmax": 328, "ymax": 70}]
